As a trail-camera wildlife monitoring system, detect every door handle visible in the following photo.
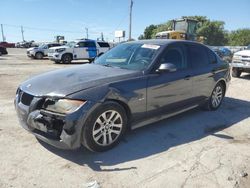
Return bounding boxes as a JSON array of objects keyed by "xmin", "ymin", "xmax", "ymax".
[{"xmin": 184, "ymin": 75, "xmax": 191, "ymax": 80}]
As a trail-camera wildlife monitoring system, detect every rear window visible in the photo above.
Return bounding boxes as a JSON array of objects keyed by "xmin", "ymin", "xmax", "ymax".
[{"xmin": 97, "ymin": 42, "xmax": 110, "ymax": 48}]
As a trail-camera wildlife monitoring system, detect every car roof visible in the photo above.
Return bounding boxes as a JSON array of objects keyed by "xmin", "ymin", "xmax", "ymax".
[
  {"xmin": 128, "ymin": 39, "xmax": 206, "ymax": 47},
  {"xmin": 75, "ymin": 39, "xmax": 96, "ymax": 42}
]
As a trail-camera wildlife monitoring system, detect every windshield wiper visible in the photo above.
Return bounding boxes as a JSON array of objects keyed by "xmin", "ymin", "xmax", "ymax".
[{"xmin": 103, "ymin": 64, "xmax": 113, "ymax": 67}]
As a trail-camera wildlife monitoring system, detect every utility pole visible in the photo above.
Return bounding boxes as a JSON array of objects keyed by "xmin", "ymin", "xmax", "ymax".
[
  {"xmin": 21, "ymin": 26, "xmax": 25, "ymax": 41},
  {"xmin": 128, "ymin": 0, "xmax": 133, "ymax": 41},
  {"xmin": 85, "ymin": 27, "xmax": 88, "ymax": 39},
  {"xmin": 101, "ymin": 32, "xmax": 104, "ymax": 41},
  {"xmin": 1, "ymin": 24, "xmax": 5, "ymax": 42}
]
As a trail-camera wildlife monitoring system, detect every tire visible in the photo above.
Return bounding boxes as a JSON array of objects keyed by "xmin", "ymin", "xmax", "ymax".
[
  {"xmin": 35, "ymin": 52, "xmax": 43, "ymax": 59},
  {"xmin": 88, "ymin": 58, "xmax": 94, "ymax": 63},
  {"xmin": 62, "ymin": 54, "xmax": 72, "ymax": 64},
  {"xmin": 203, "ymin": 82, "xmax": 225, "ymax": 111},
  {"xmin": 82, "ymin": 101, "xmax": 127, "ymax": 152},
  {"xmin": 232, "ymin": 68, "xmax": 241, "ymax": 78},
  {"xmin": 54, "ymin": 60, "xmax": 61, "ymax": 64}
]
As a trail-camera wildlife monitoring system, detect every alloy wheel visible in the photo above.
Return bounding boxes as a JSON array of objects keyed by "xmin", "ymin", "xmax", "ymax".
[
  {"xmin": 211, "ymin": 85, "xmax": 223, "ymax": 108},
  {"xmin": 92, "ymin": 110, "xmax": 123, "ymax": 146}
]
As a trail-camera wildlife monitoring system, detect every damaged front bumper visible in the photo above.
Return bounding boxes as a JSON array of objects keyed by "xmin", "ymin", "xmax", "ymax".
[{"xmin": 15, "ymin": 89, "xmax": 94, "ymax": 149}]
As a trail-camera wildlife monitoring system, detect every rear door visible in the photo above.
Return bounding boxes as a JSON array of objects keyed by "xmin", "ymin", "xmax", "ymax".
[
  {"xmin": 147, "ymin": 43, "xmax": 194, "ymax": 117},
  {"xmin": 186, "ymin": 44, "xmax": 216, "ymax": 101},
  {"xmin": 97, "ymin": 42, "xmax": 110, "ymax": 54}
]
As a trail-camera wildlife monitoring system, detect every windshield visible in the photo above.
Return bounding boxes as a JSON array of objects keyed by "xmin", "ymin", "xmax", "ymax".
[
  {"xmin": 174, "ymin": 21, "xmax": 188, "ymax": 31},
  {"xmin": 66, "ymin": 41, "xmax": 76, "ymax": 48},
  {"xmin": 247, "ymin": 45, "xmax": 250, "ymax": 50},
  {"xmin": 94, "ymin": 43, "xmax": 160, "ymax": 71},
  {"xmin": 38, "ymin": 44, "xmax": 47, "ymax": 48}
]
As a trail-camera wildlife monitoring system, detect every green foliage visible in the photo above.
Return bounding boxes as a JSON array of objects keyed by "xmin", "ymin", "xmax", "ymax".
[
  {"xmin": 151, "ymin": 21, "xmax": 172, "ymax": 38},
  {"xmin": 197, "ymin": 21, "xmax": 228, "ymax": 45},
  {"xmin": 139, "ymin": 15, "xmax": 250, "ymax": 46},
  {"xmin": 228, "ymin": 29, "xmax": 250, "ymax": 46},
  {"xmin": 140, "ymin": 24, "xmax": 157, "ymax": 39}
]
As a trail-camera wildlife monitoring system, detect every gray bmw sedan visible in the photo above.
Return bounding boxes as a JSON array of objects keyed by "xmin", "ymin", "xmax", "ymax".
[{"xmin": 15, "ymin": 40, "xmax": 230, "ymax": 152}]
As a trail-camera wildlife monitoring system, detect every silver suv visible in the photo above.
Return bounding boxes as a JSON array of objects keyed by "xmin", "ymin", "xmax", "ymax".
[{"xmin": 27, "ymin": 43, "xmax": 62, "ymax": 59}]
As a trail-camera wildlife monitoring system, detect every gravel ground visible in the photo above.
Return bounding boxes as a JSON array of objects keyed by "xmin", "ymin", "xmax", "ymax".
[{"xmin": 0, "ymin": 48, "xmax": 250, "ymax": 188}]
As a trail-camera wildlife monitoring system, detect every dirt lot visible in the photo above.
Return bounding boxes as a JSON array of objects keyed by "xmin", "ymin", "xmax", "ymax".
[{"xmin": 0, "ymin": 48, "xmax": 250, "ymax": 188}]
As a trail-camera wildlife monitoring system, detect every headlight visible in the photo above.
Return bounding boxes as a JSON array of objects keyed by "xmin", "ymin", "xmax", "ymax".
[
  {"xmin": 43, "ymin": 98, "xmax": 86, "ymax": 114},
  {"xmin": 55, "ymin": 48, "xmax": 65, "ymax": 53}
]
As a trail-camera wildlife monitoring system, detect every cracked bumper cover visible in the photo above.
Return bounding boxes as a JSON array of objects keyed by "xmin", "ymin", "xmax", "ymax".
[{"xmin": 15, "ymin": 95, "xmax": 96, "ymax": 150}]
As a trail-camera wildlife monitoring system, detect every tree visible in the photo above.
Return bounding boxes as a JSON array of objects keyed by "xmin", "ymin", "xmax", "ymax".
[
  {"xmin": 143, "ymin": 24, "xmax": 157, "ymax": 39},
  {"xmin": 197, "ymin": 21, "xmax": 228, "ymax": 45},
  {"xmin": 228, "ymin": 29, "xmax": 250, "ymax": 46},
  {"xmin": 151, "ymin": 21, "xmax": 172, "ymax": 38},
  {"xmin": 138, "ymin": 15, "xmax": 229, "ymax": 45}
]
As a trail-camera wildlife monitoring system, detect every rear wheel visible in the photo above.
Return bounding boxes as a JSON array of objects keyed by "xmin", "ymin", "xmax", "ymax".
[
  {"xmin": 232, "ymin": 68, "xmax": 242, "ymax": 78},
  {"xmin": 35, "ymin": 52, "xmax": 43, "ymax": 59},
  {"xmin": 204, "ymin": 82, "xmax": 225, "ymax": 111},
  {"xmin": 62, "ymin": 54, "xmax": 72, "ymax": 64},
  {"xmin": 54, "ymin": 60, "xmax": 61, "ymax": 64},
  {"xmin": 82, "ymin": 101, "xmax": 127, "ymax": 152}
]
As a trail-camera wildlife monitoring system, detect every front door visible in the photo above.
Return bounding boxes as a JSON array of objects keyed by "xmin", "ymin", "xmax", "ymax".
[
  {"xmin": 73, "ymin": 41, "xmax": 89, "ymax": 59},
  {"xmin": 147, "ymin": 43, "xmax": 193, "ymax": 117}
]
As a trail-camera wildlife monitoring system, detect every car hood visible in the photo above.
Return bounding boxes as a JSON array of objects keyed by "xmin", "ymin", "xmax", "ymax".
[
  {"xmin": 27, "ymin": 47, "xmax": 37, "ymax": 51},
  {"xmin": 234, "ymin": 50, "xmax": 250, "ymax": 56},
  {"xmin": 20, "ymin": 64, "xmax": 140, "ymax": 97}
]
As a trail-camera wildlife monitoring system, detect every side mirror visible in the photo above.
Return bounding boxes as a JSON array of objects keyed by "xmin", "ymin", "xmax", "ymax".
[
  {"xmin": 156, "ymin": 63, "xmax": 177, "ymax": 73},
  {"xmin": 74, "ymin": 44, "xmax": 79, "ymax": 48}
]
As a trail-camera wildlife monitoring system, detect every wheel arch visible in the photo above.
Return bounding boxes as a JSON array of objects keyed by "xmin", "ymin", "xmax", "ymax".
[
  {"xmin": 104, "ymin": 99, "xmax": 132, "ymax": 124},
  {"xmin": 35, "ymin": 51, "xmax": 44, "ymax": 56},
  {"xmin": 62, "ymin": 53, "xmax": 73, "ymax": 59},
  {"xmin": 215, "ymin": 78, "xmax": 227, "ymax": 96}
]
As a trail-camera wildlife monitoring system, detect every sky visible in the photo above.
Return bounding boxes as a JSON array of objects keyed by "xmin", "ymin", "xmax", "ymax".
[{"xmin": 1, "ymin": 0, "xmax": 250, "ymax": 43}]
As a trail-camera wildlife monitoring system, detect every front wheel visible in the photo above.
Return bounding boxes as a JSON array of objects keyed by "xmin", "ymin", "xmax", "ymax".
[
  {"xmin": 204, "ymin": 82, "xmax": 225, "ymax": 111},
  {"xmin": 232, "ymin": 68, "xmax": 241, "ymax": 78},
  {"xmin": 82, "ymin": 101, "xmax": 127, "ymax": 152},
  {"xmin": 62, "ymin": 54, "xmax": 72, "ymax": 64},
  {"xmin": 35, "ymin": 52, "xmax": 43, "ymax": 59}
]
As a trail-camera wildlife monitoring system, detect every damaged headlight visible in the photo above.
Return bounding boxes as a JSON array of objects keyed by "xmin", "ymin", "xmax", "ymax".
[{"xmin": 43, "ymin": 98, "xmax": 86, "ymax": 114}]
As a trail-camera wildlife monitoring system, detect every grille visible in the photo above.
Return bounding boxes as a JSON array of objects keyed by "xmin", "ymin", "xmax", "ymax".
[
  {"xmin": 20, "ymin": 91, "xmax": 34, "ymax": 106},
  {"xmin": 242, "ymin": 56, "xmax": 250, "ymax": 58}
]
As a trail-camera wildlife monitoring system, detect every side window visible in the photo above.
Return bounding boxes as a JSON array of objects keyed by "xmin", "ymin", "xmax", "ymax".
[
  {"xmin": 78, "ymin": 41, "xmax": 96, "ymax": 48},
  {"xmin": 188, "ymin": 44, "xmax": 209, "ymax": 67},
  {"xmin": 97, "ymin": 42, "xmax": 110, "ymax": 48},
  {"xmin": 160, "ymin": 45, "xmax": 187, "ymax": 70},
  {"xmin": 78, "ymin": 42, "xmax": 85, "ymax": 47},
  {"xmin": 207, "ymin": 49, "xmax": 217, "ymax": 64},
  {"xmin": 52, "ymin": 44, "xmax": 60, "ymax": 47}
]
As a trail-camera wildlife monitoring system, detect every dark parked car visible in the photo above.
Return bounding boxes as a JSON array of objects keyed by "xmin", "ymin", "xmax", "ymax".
[
  {"xmin": 0, "ymin": 46, "xmax": 8, "ymax": 55},
  {"xmin": 213, "ymin": 47, "xmax": 232, "ymax": 63},
  {"xmin": 0, "ymin": 41, "xmax": 15, "ymax": 48},
  {"xmin": 15, "ymin": 40, "xmax": 230, "ymax": 152}
]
